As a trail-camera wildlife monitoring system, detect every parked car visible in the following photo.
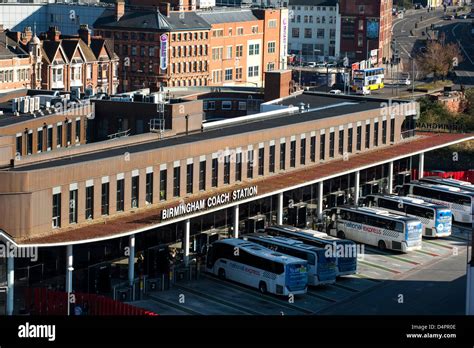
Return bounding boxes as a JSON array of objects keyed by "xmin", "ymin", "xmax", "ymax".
[
  {"xmin": 306, "ymin": 62, "xmax": 317, "ymax": 68},
  {"xmin": 329, "ymin": 89, "xmax": 342, "ymax": 95},
  {"xmin": 444, "ymin": 15, "xmax": 454, "ymax": 20},
  {"xmin": 316, "ymin": 62, "xmax": 327, "ymax": 68},
  {"xmin": 456, "ymin": 13, "xmax": 468, "ymax": 19}
]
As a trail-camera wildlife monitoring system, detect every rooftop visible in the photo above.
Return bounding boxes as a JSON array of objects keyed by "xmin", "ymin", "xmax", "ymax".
[{"xmin": 8, "ymin": 93, "xmax": 391, "ymax": 172}]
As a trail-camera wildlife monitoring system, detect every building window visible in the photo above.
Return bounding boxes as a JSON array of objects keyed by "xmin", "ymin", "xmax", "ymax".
[
  {"xmin": 356, "ymin": 126, "xmax": 362, "ymax": 151},
  {"xmin": 248, "ymin": 66, "xmax": 259, "ymax": 78},
  {"xmin": 358, "ymin": 19, "xmax": 364, "ymax": 31},
  {"xmin": 37, "ymin": 130, "xmax": 43, "ymax": 153},
  {"xmin": 57, "ymin": 124, "xmax": 62, "ymax": 147},
  {"xmin": 269, "ymin": 145, "xmax": 275, "ymax": 173},
  {"xmin": 236, "ymin": 45, "xmax": 243, "ymax": 57},
  {"xmin": 69, "ymin": 189, "xmax": 78, "ymax": 224},
  {"xmin": 199, "ymin": 161, "xmax": 206, "ymax": 190},
  {"xmin": 317, "ymin": 29, "xmax": 325, "ymax": 39},
  {"xmin": 222, "ymin": 101, "xmax": 232, "ymax": 110},
  {"xmin": 329, "ymin": 132, "xmax": 335, "ymax": 158},
  {"xmin": 382, "ymin": 120, "xmax": 387, "ymax": 144},
  {"xmin": 348, "ymin": 128, "xmax": 353, "ymax": 153},
  {"xmin": 280, "ymin": 142, "xmax": 286, "ymax": 170},
  {"xmin": 225, "ymin": 68, "xmax": 233, "ymax": 81},
  {"xmin": 358, "ymin": 5, "xmax": 365, "ymax": 14},
  {"xmin": 75, "ymin": 119, "xmax": 81, "ymax": 142},
  {"xmin": 237, "ymin": 27, "xmax": 244, "ymax": 35},
  {"xmin": 268, "ymin": 42, "xmax": 275, "ymax": 54},
  {"xmin": 146, "ymin": 172, "xmax": 153, "ymax": 204},
  {"xmin": 374, "ymin": 122, "xmax": 379, "ymax": 147},
  {"xmin": 236, "ymin": 153, "xmax": 242, "ymax": 181},
  {"xmin": 365, "ymin": 124, "xmax": 371, "ymax": 149},
  {"xmin": 258, "ymin": 148, "xmax": 264, "ymax": 176},
  {"xmin": 85, "ymin": 186, "xmax": 94, "ymax": 219},
  {"xmin": 292, "ymin": 28, "xmax": 300, "ymax": 38},
  {"xmin": 212, "ymin": 158, "xmax": 218, "ymax": 187},
  {"xmin": 338, "ymin": 129, "xmax": 344, "ymax": 155},
  {"xmin": 342, "ymin": 17, "xmax": 355, "ymax": 39},
  {"xmin": 67, "ymin": 122, "xmax": 72, "ymax": 144},
  {"xmin": 52, "ymin": 192, "xmax": 61, "ymax": 228},
  {"xmin": 268, "ymin": 19, "xmax": 277, "ymax": 28},
  {"xmin": 224, "ymin": 156, "xmax": 230, "ymax": 184},
  {"xmin": 267, "ymin": 62, "xmax": 275, "ymax": 72},
  {"xmin": 47, "ymin": 127, "xmax": 52, "ymax": 150},
  {"xmin": 186, "ymin": 163, "xmax": 193, "ymax": 194},
  {"xmin": 290, "ymin": 140, "xmax": 296, "ymax": 167},
  {"xmin": 117, "ymin": 179, "xmax": 125, "ymax": 211},
  {"xmin": 390, "ymin": 119, "xmax": 395, "ymax": 143},
  {"xmin": 130, "ymin": 176, "xmax": 138, "ymax": 208},
  {"xmin": 310, "ymin": 136, "xmax": 316, "ymax": 162},
  {"xmin": 300, "ymin": 138, "xmax": 306, "ymax": 165},
  {"xmin": 212, "ymin": 47, "xmax": 223, "ymax": 60},
  {"xmin": 173, "ymin": 167, "xmax": 180, "ymax": 197},
  {"xmin": 101, "ymin": 182, "xmax": 109, "ymax": 215},
  {"xmin": 235, "ymin": 68, "xmax": 242, "ymax": 80},
  {"xmin": 304, "ymin": 28, "xmax": 312, "ymax": 39},
  {"xmin": 160, "ymin": 170, "xmax": 167, "ymax": 200},
  {"xmin": 16, "ymin": 134, "xmax": 22, "ymax": 156},
  {"xmin": 27, "ymin": 132, "xmax": 32, "ymax": 155},
  {"xmin": 247, "ymin": 150, "xmax": 254, "ymax": 179},
  {"xmin": 320, "ymin": 134, "xmax": 326, "ymax": 160},
  {"xmin": 358, "ymin": 34, "xmax": 364, "ymax": 48},
  {"xmin": 226, "ymin": 46, "xmax": 232, "ymax": 59},
  {"xmin": 249, "ymin": 44, "xmax": 260, "ymax": 56},
  {"xmin": 212, "ymin": 29, "xmax": 224, "ymax": 37},
  {"xmin": 251, "ymin": 25, "xmax": 258, "ymax": 33}
]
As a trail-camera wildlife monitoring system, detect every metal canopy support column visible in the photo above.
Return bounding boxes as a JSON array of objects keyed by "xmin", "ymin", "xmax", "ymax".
[
  {"xmin": 128, "ymin": 234, "xmax": 135, "ymax": 286},
  {"xmin": 233, "ymin": 205, "xmax": 239, "ymax": 238},
  {"xmin": 277, "ymin": 192, "xmax": 284, "ymax": 225}
]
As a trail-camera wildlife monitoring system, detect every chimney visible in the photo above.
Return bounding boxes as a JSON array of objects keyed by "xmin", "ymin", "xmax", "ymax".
[
  {"xmin": 47, "ymin": 26, "xmax": 61, "ymax": 41},
  {"xmin": 116, "ymin": 0, "xmax": 125, "ymax": 21},
  {"xmin": 21, "ymin": 27, "xmax": 33, "ymax": 45},
  {"xmin": 78, "ymin": 24, "xmax": 91, "ymax": 46},
  {"xmin": 158, "ymin": 2, "xmax": 171, "ymax": 17}
]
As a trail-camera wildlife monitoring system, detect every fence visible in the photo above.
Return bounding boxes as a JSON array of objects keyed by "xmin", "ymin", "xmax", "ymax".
[
  {"xmin": 412, "ymin": 169, "xmax": 474, "ymax": 183},
  {"xmin": 24, "ymin": 288, "xmax": 157, "ymax": 316}
]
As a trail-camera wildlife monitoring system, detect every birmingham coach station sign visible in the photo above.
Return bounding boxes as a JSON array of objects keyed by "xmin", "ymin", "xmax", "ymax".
[{"xmin": 161, "ymin": 186, "xmax": 258, "ymax": 221}]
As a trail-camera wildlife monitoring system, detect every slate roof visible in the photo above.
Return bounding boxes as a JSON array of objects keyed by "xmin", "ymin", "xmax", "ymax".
[
  {"xmin": 94, "ymin": 9, "xmax": 172, "ymax": 31},
  {"xmin": 196, "ymin": 8, "xmax": 259, "ymax": 24}
]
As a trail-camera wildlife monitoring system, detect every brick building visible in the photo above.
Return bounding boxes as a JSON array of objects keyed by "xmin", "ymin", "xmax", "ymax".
[
  {"xmin": 339, "ymin": 0, "xmax": 392, "ymax": 66},
  {"xmin": 0, "ymin": 28, "xmax": 39, "ymax": 92},
  {"xmin": 93, "ymin": 1, "xmax": 288, "ymax": 91},
  {"xmin": 6, "ymin": 25, "xmax": 119, "ymax": 95}
]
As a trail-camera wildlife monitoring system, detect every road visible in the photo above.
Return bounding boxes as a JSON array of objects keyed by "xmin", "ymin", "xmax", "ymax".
[
  {"xmin": 133, "ymin": 225, "xmax": 471, "ymax": 315},
  {"xmin": 392, "ymin": 6, "xmax": 474, "ymax": 87}
]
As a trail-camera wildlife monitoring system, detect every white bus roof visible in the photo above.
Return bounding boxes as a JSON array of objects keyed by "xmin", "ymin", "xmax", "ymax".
[
  {"xmin": 422, "ymin": 177, "xmax": 474, "ymax": 190},
  {"xmin": 415, "ymin": 182, "xmax": 474, "ymax": 196},
  {"xmin": 245, "ymin": 234, "xmax": 324, "ymax": 252},
  {"xmin": 338, "ymin": 205, "xmax": 419, "ymax": 221},
  {"xmin": 368, "ymin": 194, "xmax": 443, "ymax": 208},
  {"xmin": 216, "ymin": 239, "xmax": 306, "ymax": 264}
]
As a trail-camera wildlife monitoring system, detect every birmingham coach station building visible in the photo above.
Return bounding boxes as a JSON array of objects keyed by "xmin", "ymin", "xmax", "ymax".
[{"xmin": 0, "ymin": 71, "xmax": 473, "ymax": 314}]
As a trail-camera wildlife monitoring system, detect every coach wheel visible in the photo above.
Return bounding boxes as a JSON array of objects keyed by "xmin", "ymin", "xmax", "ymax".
[
  {"xmin": 259, "ymin": 281, "xmax": 267, "ymax": 294},
  {"xmin": 378, "ymin": 240, "xmax": 386, "ymax": 251},
  {"xmin": 337, "ymin": 231, "xmax": 346, "ymax": 239},
  {"xmin": 218, "ymin": 268, "xmax": 226, "ymax": 280}
]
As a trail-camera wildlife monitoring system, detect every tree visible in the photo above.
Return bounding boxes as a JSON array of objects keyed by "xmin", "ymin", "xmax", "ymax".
[{"xmin": 416, "ymin": 40, "xmax": 463, "ymax": 80}]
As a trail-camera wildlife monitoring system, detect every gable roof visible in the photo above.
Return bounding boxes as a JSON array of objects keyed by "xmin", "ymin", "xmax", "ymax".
[{"xmin": 41, "ymin": 40, "xmax": 63, "ymax": 64}]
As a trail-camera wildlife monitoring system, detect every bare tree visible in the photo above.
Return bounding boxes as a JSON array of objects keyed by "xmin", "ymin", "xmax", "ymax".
[{"xmin": 416, "ymin": 40, "xmax": 463, "ymax": 81}]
